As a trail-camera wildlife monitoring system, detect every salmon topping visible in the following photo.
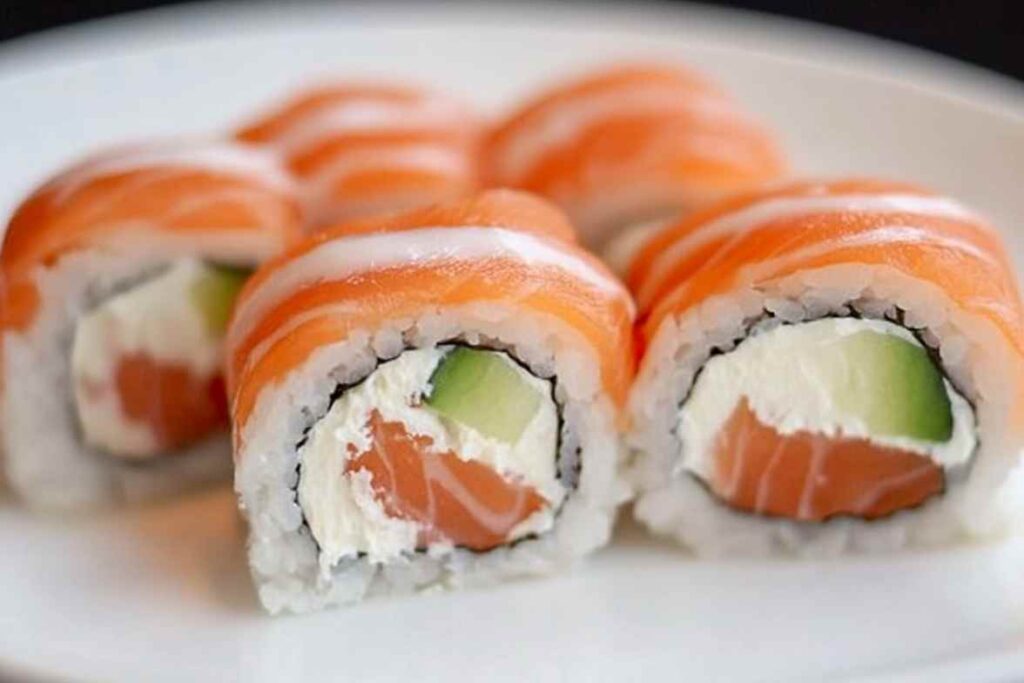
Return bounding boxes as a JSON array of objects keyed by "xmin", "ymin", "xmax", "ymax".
[{"xmin": 710, "ymin": 399, "xmax": 944, "ymax": 521}]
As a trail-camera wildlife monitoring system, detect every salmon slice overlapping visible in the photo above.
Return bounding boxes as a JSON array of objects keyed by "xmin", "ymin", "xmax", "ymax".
[
  {"xmin": 0, "ymin": 141, "xmax": 305, "ymax": 455},
  {"xmin": 483, "ymin": 63, "xmax": 787, "ymax": 246},
  {"xmin": 237, "ymin": 82, "xmax": 482, "ymax": 229},
  {"xmin": 228, "ymin": 189, "xmax": 635, "ymax": 550},
  {"xmin": 625, "ymin": 178, "xmax": 1024, "ymax": 522},
  {"xmin": 627, "ymin": 179, "xmax": 1023, "ymax": 351}
]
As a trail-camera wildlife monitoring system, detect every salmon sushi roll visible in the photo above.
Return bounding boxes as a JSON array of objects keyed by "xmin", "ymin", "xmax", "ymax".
[
  {"xmin": 227, "ymin": 190, "xmax": 635, "ymax": 613},
  {"xmin": 237, "ymin": 81, "xmax": 481, "ymax": 229},
  {"xmin": 484, "ymin": 63, "xmax": 787, "ymax": 250},
  {"xmin": 624, "ymin": 179, "xmax": 1024, "ymax": 555},
  {"xmin": 0, "ymin": 141, "xmax": 305, "ymax": 509}
]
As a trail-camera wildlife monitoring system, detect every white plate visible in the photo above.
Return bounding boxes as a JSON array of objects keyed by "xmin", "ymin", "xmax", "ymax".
[{"xmin": 2, "ymin": 3, "xmax": 1024, "ymax": 681}]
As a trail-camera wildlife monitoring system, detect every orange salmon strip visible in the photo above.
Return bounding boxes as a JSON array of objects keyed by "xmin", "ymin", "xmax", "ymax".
[
  {"xmin": 623, "ymin": 180, "xmax": 1023, "ymax": 358},
  {"xmin": 484, "ymin": 62, "xmax": 786, "ymax": 216},
  {"xmin": 510, "ymin": 113, "xmax": 784, "ymax": 201},
  {"xmin": 312, "ymin": 188, "xmax": 576, "ymax": 244},
  {"xmin": 643, "ymin": 209, "xmax": 1024, "ymax": 358},
  {"xmin": 236, "ymin": 81, "xmax": 481, "ymax": 227},
  {"xmin": 347, "ymin": 411, "xmax": 546, "ymax": 550},
  {"xmin": 115, "ymin": 353, "xmax": 230, "ymax": 452},
  {"xmin": 712, "ymin": 400, "xmax": 944, "ymax": 521},
  {"xmin": 626, "ymin": 179, "xmax": 932, "ymax": 296},
  {"xmin": 238, "ymin": 84, "xmax": 454, "ymax": 144},
  {"xmin": 485, "ymin": 63, "xmax": 727, "ymax": 181}
]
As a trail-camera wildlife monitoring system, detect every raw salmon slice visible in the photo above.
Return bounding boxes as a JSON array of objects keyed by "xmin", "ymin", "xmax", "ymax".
[
  {"xmin": 346, "ymin": 411, "xmax": 547, "ymax": 550},
  {"xmin": 114, "ymin": 352, "xmax": 229, "ymax": 452},
  {"xmin": 711, "ymin": 399, "xmax": 944, "ymax": 521},
  {"xmin": 483, "ymin": 62, "xmax": 787, "ymax": 247},
  {"xmin": 236, "ymin": 82, "xmax": 481, "ymax": 228}
]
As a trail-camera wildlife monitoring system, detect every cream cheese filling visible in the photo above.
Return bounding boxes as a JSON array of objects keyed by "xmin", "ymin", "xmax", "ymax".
[
  {"xmin": 678, "ymin": 318, "xmax": 977, "ymax": 483},
  {"xmin": 71, "ymin": 258, "xmax": 226, "ymax": 458},
  {"xmin": 297, "ymin": 346, "xmax": 563, "ymax": 571}
]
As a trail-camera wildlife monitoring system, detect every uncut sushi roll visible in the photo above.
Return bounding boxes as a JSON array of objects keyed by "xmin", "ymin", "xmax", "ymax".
[
  {"xmin": 237, "ymin": 81, "xmax": 480, "ymax": 229},
  {"xmin": 484, "ymin": 63, "xmax": 787, "ymax": 249},
  {"xmin": 226, "ymin": 190, "xmax": 635, "ymax": 613},
  {"xmin": 0, "ymin": 141, "xmax": 304, "ymax": 509},
  {"xmin": 623, "ymin": 179, "xmax": 1024, "ymax": 555}
]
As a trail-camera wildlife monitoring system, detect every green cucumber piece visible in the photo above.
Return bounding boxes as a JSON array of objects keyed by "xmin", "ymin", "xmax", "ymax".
[
  {"xmin": 426, "ymin": 348, "xmax": 542, "ymax": 443},
  {"xmin": 189, "ymin": 265, "xmax": 251, "ymax": 337},
  {"xmin": 827, "ymin": 330, "xmax": 952, "ymax": 442}
]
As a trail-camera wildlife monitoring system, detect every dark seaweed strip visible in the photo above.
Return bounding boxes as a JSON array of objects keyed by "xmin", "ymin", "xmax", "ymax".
[{"xmin": 291, "ymin": 351, "xmax": 401, "ymax": 556}]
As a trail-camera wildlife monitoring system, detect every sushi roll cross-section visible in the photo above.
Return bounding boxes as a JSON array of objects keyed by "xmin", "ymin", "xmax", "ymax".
[
  {"xmin": 297, "ymin": 345, "xmax": 563, "ymax": 564},
  {"xmin": 680, "ymin": 317, "xmax": 975, "ymax": 521},
  {"xmin": 70, "ymin": 260, "xmax": 248, "ymax": 458},
  {"xmin": 226, "ymin": 190, "xmax": 635, "ymax": 612},
  {"xmin": 0, "ymin": 141, "xmax": 305, "ymax": 509},
  {"xmin": 624, "ymin": 179, "xmax": 1024, "ymax": 555}
]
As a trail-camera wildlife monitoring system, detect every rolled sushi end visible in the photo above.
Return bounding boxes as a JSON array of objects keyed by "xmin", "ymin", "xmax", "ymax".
[
  {"xmin": 297, "ymin": 346, "xmax": 565, "ymax": 570},
  {"xmin": 70, "ymin": 260, "xmax": 248, "ymax": 459},
  {"xmin": 679, "ymin": 318, "xmax": 977, "ymax": 521}
]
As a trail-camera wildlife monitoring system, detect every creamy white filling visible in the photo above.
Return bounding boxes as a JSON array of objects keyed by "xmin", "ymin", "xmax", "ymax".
[
  {"xmin": 297, "ymin": 347, "xmax": 562, "ymax": 571},
  {"xmin": 71, "ymin": 259, "xmax": 225, "ymax": 458},
  {"xmin": 678, "ymin": 318, "xmax": 977, "ymax": 482}
]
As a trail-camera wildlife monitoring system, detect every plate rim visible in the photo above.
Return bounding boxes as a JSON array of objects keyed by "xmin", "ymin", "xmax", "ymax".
[{"xmin": 1, "ymin": 0, "xmax": 1022, "ymax": 116}]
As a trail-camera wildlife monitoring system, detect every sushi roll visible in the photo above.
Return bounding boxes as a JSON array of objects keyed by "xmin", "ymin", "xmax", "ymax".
[
  {"xmin": 226, "ymin": 189, "xmax": 635, "ymax": 612},
  {"xmin": 237, "ymin": 81, "xmax": 481, "ymax": 228},
  {"xmin": 624, "ymin": 179, "xmax": 1024, "ymax": 555},
  {"xmin": 484, "ymin": 63, "xmax": 787, "ymax": 249},
  {"xmin": 0, "ymin": 141, "xmax": 305, "ymax": 509}
]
